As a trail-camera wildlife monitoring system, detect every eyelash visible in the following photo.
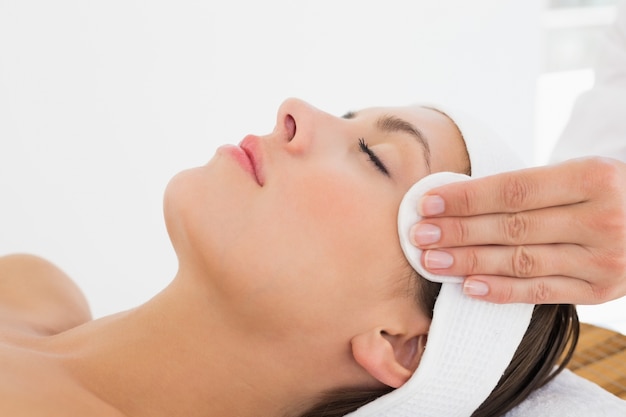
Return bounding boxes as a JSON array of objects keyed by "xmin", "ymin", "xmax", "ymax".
[{"xmin": 358, "ymin": 138, "xmax": 390, "ymax": 176}]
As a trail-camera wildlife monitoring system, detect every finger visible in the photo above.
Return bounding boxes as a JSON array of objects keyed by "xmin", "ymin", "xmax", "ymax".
[
  {"xmin": 461, "ymin": 275, "xmax": 600, "ymax": 305},
  {"xmin": 413, "ymin": 203, "xmax": 598, "ymax": 248},
  {"xmin": 419, "ymin": 158, "xmax": 614, "ymax": 217},
  {"xmin": 420, "ymin": 243, "xmax": 604, "ymax": 281}
]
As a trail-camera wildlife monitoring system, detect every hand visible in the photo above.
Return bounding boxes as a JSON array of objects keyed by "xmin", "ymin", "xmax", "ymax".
[{"xmin": 411, "ymin": 157, "xmax": 626, "ymax": 305}]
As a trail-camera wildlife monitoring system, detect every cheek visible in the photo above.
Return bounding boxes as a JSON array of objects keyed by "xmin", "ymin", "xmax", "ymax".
[
  {"xmin": 254, "ymin": 170, "xmax": 414, "ymax": 335},
  {"xmin": 288, "ymin": 174, "xmax": 364, "ymax": 229},
  {"xmin": 269, "ymin": 168, "xmax": 401, "ymax": 286}
]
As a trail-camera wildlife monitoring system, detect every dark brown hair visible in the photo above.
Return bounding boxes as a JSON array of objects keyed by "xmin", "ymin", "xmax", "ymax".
[{"xmin": 298, "ymin": 276, "xmax": 579, "ymax": 417}]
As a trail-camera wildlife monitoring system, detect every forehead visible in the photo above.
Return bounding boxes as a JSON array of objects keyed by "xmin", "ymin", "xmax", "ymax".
[
  {"xmin": 361, "ymin": 104, "xmax": 447, "ymax": 121},
  {"xmin": 356, "ymin": 104, "xmax": 470, "ymax": 175}
]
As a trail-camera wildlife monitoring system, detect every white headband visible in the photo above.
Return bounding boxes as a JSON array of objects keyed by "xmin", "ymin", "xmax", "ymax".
[{"xmin": 347, "ymin": 107, "xmax": 535, "ymax": 417}]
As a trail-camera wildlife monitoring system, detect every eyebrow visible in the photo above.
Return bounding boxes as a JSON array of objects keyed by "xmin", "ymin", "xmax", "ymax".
[{"xmin": 342, "ymin": 111, "xmax": 431, "ymax": 172}]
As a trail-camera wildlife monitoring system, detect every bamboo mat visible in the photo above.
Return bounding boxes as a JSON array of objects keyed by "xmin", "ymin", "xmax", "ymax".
[{"xmin": 568, "ymin": 322, "xmax": 626, "ymax": 400}]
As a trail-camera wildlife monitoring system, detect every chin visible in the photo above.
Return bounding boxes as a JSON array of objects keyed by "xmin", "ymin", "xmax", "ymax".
[
  {"xmin": 162, "ymin": 168, "xmax": 212, "ymax": 241},
  {"xmin": 162, "ymin": 169, "xmax": 193, "ymax": 259},
  {"xmin": 161, "ymin": 165, "xmax": 245, "ymax": 271}
]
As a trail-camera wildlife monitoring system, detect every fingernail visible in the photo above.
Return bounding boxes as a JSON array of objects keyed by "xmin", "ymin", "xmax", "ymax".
[
  {"xmin": 411, "ymin": 224, "xmax": 441, "ymax": 246},
  {"xmin": 419, "ymin": 195, "xmax": 445, "ymax": 216},
  {"xmin": 424, "ymin": 250, "xmax": 453, "ymax": 269},
  {"xmin": 463, "ymin": 280, "xmax": 489, "ymax": 296}
]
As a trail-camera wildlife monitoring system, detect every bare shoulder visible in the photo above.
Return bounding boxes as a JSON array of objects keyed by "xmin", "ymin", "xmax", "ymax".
[
  {"xmin": 0, "ymin": 253, "xmax": 92, "ymax": 338},
  {"xmin": 0, "ymin": 341, "xmax": 125, "ymax": 417},
  {"xmin": 0, "ymin": 256, "xmax": 122, "ymax": 416}
]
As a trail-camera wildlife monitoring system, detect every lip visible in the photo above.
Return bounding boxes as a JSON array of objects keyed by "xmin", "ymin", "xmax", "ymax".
[
  {"xmin": 217, "ymin": 139, "xmax": 264, "ymax": 186},
  {"xmin": 238, "ymin": 134, "xmax": 265, "ymax": 186}
]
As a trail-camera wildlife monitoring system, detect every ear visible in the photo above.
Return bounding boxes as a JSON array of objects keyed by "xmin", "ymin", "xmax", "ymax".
[{"xmin": 351, "ymin": 328, "xmax": 427, "ymax": 388}]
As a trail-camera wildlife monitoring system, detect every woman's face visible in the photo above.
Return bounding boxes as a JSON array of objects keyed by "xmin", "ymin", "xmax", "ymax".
[{"xmin": 164, "ymin": 98, "xmax": 468, "ymax": 352}]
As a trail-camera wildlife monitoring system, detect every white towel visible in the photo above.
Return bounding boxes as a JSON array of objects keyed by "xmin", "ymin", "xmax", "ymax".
[{"xmin": 505, "ymin": 369, "xmax": 626, "ymax": 416}]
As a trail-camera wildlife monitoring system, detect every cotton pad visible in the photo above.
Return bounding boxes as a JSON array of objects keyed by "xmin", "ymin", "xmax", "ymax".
[{"xmin": 397, "ymin": 172, "xmax": 470, "ymax": 283}]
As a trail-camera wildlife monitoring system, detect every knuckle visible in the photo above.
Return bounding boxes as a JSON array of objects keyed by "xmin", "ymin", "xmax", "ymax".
[
  {"xmin": 491, "ymin": 284, "xmax": 515, "ymax": 304},
  {"xmin": 585, "ymin": 280, "xmax": 616, "ymax": 304},
  {"xmin": 604, "ymin": 207, "xmax": 626, "ymax": 239},
  {"xmin": 451, "ymin": 218, "xmax": 471, "ymax": 245},
  {"xmin": 591, "ymin": 286, "xmax": 612, "ymax": 304},
  {"xmin": 511, "ymin": 246, "xmax": 535, "ymax": 277},
  {"xmin": 609, "ymin": 253, "xmax": 626, "ymax": 278},
  {"xmin": 502, "ymin": 213, "xmax": 529, "ymax": 244},
  {"xmin": 592, "ymin": 157, "xmax": 621, "ymax": 182},
  {"xmin": 459, "ymin": 186, "xmax": 476, "ymax": 215},
  {"xmin": 465, "ymin": 249, "xmax": 480, "ymax": 274},
  {"xmin": 501, "ymin": 176, "xmax": 533, "ymax": 211},
  {"xmin": 594, "ymin": 250, "xmax": 626, "ymax": 280},
  {"xmin": 529, "ymin": 280, "xmax": 551, "ymax": 304},
  {"xmin": 592, "ymin": 208, "xmax": 626, "ymax": 243},
  {"xmin": 608, "ymin": 211, "xmax": 626, "ymax": 239},
  {"xmin": 583, "ymin": 157, "xmax": 625, "ymax": 194},
  {"xmin": 595, "ymin": 209, "xmax": 621, "ymax": 233}
]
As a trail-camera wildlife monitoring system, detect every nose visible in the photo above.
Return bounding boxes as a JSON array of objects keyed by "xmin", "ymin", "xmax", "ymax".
[{"xmin": 275, "ymin": 98, "xmax": 339, "ymax": 155}]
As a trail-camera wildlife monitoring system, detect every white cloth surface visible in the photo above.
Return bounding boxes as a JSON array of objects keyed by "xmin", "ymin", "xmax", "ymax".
[
  {"xmin": 505, "ymin": 369, "xmax": 626, "ymax": 417},
  {"xmin": 551, "ymin": 0, "xmax": 626, "ymax": 163}
]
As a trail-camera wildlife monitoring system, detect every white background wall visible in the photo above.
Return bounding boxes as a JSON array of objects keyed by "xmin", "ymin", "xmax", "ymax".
[{"xmin": 0, "ymin": 1, "xmax": 542, "ymax": 318}]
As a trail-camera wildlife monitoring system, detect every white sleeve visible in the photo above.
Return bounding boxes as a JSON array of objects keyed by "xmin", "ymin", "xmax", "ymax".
[{"xmin": 550, "ymin": 1, "xmax": 626, "ymax": 163}]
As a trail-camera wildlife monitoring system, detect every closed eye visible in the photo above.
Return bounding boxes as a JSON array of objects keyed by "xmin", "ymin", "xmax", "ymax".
[{"xmin": 358, "ymin": 138, "xmax": 390, "ymax": 177}]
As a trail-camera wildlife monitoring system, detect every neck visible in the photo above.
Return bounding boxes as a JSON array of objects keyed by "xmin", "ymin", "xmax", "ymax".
[{"xmin": 37, "ymin": 275, "xmax": 315, "ymax": 417}]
